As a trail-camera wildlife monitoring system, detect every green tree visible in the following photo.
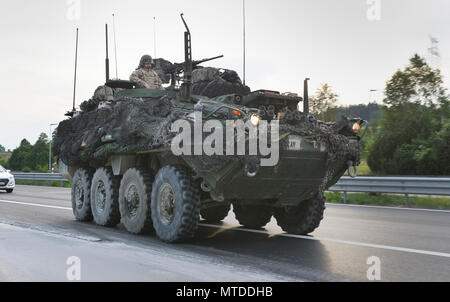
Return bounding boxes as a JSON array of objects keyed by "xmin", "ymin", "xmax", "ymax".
[
  {"xmin": 0, "ymin": 144, "xmax": 5, "ymax": 153},
  {"xmin": 28, "ymin": 133, "xmax": 50, "ymax": 172},
  {"xmin": 309, "ymin": 83, "xmax": 339, "ymax": 121},
  {"xmin": 368, "ymin": 54, "xmax": 450, "ymax": 175},
  {"xmin": 8, "ymin": 139, "xmax": 33, "ymax": 171},
  {"xmin": 7, "ymin": 133, "xmax": 50, "ymax": 172}
]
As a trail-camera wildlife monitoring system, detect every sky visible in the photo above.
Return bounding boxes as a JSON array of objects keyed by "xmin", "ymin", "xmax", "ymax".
[{"xmin": 0, "ymin": 0, "xmax": 449, "ymax": 150}]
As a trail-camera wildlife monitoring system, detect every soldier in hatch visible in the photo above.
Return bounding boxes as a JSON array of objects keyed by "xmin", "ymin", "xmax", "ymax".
[{"xmin": 130, "ymin": 55, "xmax": 164, "ymax": 89}]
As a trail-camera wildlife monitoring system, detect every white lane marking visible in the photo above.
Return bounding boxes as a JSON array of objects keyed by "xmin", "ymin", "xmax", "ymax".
[
  {"xmin": 2, "ymin": 199, "xmax": 450, "ymax": 259},
  {"xmin": 326, "ymin": 203, "xmax": 450, "ymax": 214},
  {"xmin": 0, "ymin": 200, "xmax": 72, "ymax": 211},
  {"xmin": 199, "ymin": 223, "xmax": 450, "ymax": 259}
]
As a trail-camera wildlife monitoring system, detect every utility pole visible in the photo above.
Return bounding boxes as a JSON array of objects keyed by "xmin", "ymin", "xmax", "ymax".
[
  {"xmin": 369, "ymin": 89, "xmax": 378, "ymax": 104},
  {"xmin": 428, "ymin": 35, "xmax": 440, "ymax": 69}
]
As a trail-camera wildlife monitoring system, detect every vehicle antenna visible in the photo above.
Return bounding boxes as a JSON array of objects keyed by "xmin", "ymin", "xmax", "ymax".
[
  {"xmin": 304, "ymin": 78, "xmax": 310, "ymax": 114},
  {"xmin": 153, "ymin": 16, "xmax": 157, "ymax": 58},
  {"xmin": 112, "ymin": 14, "xmax": 119, "ymax": 79},
  {"xmin": 105, "ymin": 23, "xmax": 110, "ymax": 82},
  {"xmin": 243, "ymin": 0, "xmax": 246, "ymax": 86},
  {"xmin": 72, "ymin": 28, "xmax": 79, "ymax": 113}
]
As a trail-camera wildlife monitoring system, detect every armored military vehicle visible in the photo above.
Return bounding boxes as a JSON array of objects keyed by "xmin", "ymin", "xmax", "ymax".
[{"xmin": 55, "ymin": 15, "xmax": 364, "ymax": 243}]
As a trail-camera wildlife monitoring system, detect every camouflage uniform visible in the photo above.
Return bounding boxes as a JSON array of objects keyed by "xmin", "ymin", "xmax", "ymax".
[{"xmin": 130, "ymin": 68, "xmax": 164, "ymax": 89}]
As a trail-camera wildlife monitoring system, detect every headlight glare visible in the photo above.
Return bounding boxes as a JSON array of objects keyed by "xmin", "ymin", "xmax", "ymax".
[{"xmin": 250, "ymin": 114, "xmax": 261, "ymax": 126}]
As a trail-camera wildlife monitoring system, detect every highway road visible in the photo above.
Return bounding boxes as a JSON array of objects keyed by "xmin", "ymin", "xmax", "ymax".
[{"xmin": 0, "ymin": 185, "xmax": 449, "ymax": 282}]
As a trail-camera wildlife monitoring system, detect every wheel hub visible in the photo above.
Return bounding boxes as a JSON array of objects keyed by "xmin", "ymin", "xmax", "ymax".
[
  {"xmin": 75, "ymin": 180, "xmax": 84, "ymax": 209},
  {"xmin": 125, "ymin": 184, "xmax": 140, "ymax": 219},
  {"xmin": 158, "ymin": 183, "xmax": 175, "ymax": 225},
  {"xmin": 95, "ymin": 180, "xmax": 106, "ymax": 212}
]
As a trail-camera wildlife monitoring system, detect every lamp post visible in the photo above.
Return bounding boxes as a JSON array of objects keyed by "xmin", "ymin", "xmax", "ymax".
[
  {"xmin": 49, "ymin": 123, "xmax": 58, "ymax": 172},
  {"xmin": 369, "ymin": 89, "xmax": 378, "ymax": 103}
]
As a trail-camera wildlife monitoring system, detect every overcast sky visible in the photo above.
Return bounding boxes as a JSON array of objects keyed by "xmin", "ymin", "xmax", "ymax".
[{"xmin": 1, "ymin": 0, "xmax": 449, "ymax": 150}]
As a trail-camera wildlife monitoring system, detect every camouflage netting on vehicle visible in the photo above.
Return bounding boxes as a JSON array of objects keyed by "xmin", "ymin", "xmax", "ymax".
[
  {"xmin": 191, "ymin": 67, "xmax": 251, "ymax": 98},
  {"xmin": 278, "ymin": 115, "xmax": 361, "ymax": 192},
  {"xmin": 54, "ymin": 97, "xmax": 180, "ymax": 167},
  {"xmin": 56, "ymin": 95, "xmax": 359, "ymax": 194}
]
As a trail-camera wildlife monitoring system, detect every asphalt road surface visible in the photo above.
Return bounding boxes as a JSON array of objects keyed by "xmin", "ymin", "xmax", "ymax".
[{"xmin": 0, "ymin": 185, "xmax": 449, "ymax": 282}]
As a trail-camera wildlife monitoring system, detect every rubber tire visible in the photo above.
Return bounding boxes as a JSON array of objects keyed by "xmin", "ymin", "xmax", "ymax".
[
  {"xmin": 233, "ymin": 204, "xmax": 273, "ymax": 229},
  {"xmin": 201, "ymin": 204, "xmax": 231, "ymax": 223},
  {"xmin": 151, "ymin": 166, "xmax": 200, "ymax": 243},
  {"xmin": 119, "ymin": 168, "xmax": 154, "ymax": 235},
  {"xmin": 71, "ymin": 168, "xmax": 94, "ymax": 222},
  {"xmin": 274, "ymin": 194, "xmax": 326, "ymax": 235},
  {"xmin": 90, "ymin": 167, "xmax": 121, "ymax": 227},
  {"xmin": 6, "ymin": 189, "xmax": 13, "ymax": 193}
]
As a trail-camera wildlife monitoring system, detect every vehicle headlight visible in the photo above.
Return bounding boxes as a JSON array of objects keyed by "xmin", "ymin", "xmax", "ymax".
[{"xmin": 250, "ymin": 114, "xmax": 261, "ymax": 126}]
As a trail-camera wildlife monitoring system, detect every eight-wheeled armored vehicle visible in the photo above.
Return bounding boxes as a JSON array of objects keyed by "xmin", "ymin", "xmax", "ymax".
[{"xmin": 55, "ymin": 15, "xmax": 364, "ymax": 243}]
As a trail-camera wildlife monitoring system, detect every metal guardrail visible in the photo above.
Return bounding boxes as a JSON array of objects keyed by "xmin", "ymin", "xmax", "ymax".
[
  {"xmin": 13, "ymin": 172, "xmax": 68, "ymax": 187},
  {"xmin": 329, "ymin": 176, "xmax": 450, "ymax": 205},
  {"xmin": 12, "ymin": 173, "xmax": 450, "ymax": 205}
]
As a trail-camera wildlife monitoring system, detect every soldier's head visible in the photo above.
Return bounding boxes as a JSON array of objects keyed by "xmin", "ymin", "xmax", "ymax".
[{"xmin": 139, "ymin": 55, "xmax": 154, "ymax": 70}]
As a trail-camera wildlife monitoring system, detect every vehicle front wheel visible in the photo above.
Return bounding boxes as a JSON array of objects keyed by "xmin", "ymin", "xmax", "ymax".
[
  {"xmin": 90, "ymin": 167, "xmax": 121, "ymax": 227},
  {"xmin": 151, "ymin": 166, "xmax": 200, "ymax": 243},
  {"xmin": 274, "ymin": 194, "xmax": 326, "ymax": 235},
  {"xmin": 6, "ymin": 189, "xmax": 13, "ymax": 193},
  {"xmin": 71, "ymin": 168, "xmax": 94, "ymax": 222}
]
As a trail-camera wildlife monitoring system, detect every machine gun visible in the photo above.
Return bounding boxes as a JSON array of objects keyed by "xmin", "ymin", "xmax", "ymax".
[
  {"xmin": 169, "ymin": 55, "xmax": 224, "ymax": 76},
  {"xmin": 176, "ymin": 14, "xmax": 224, "ymax": 101}
]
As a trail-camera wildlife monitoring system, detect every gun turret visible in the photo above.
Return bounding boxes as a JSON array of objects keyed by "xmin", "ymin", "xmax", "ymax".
[{"xmin": 170, "ymin": 55, "xmax": 224, "ymax": 75}]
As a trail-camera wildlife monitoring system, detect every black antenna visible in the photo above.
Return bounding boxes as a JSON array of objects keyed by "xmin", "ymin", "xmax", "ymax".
[
  {"xmin": 72, "ymin": 28, "xmax": 79, "ymax": 113},
  {"xmin": 153, "ymin": 16, "xmax": 157, "ymax": 58},
  {"xmin": 243, "ymin": 0, "xmax": 246, "ymax": 86},
  {"xmin": 304, "ymin": 78, "xmax": 310, "ymax": 114},
  {"xmin": 112, "ymin": 14, "xmax": 118, "ymax": 79},
  {"xmin": 105, "ymin": 24, "xmax": 110, "ymax": 82},
  {"xmin": 180, "ymin": 13, "xmax": 192, "ymax": 101}
]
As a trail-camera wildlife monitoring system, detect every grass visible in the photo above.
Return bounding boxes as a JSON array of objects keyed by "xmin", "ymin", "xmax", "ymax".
[
  {"xmin": 15, "ymin": 179, "xmax": 72, "ymax": 188},
  {"xmin": 357, "ymin": 160, "xmax": 372, "ymax": 176},
  {"xmin": 325, "ymin": 192, "xmax": 450, "ymax": 210}
]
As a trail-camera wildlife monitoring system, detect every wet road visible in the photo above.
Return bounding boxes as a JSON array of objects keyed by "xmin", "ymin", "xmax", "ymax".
[{"xmin": 0, "ymin": 185, "xmax": 449, "ymax": 281}]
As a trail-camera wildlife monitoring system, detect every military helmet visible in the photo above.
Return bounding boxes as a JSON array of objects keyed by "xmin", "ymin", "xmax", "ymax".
[{"xmin": 138, "ymin": 55, "xmax": 154, "ymax": 69}]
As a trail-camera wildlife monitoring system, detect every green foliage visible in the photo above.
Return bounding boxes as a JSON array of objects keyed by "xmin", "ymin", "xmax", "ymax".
[
  {"xmin": 7, "ymin": 133, "xmax": 54, "ymax": 172},
  {"xmin": 0, "ymin": 144, "xmax": 5, "ymax": 153},
  {"xmin": 0, "ymin": 153, "xmax": 11, "ymax": 168},
  {"xmin": 8, "ymin": 139, "xmax": 33, "ymax": 171},
  {"xmin": 368, "ymin": 54, "xmax": 450, "ymax": 176}
]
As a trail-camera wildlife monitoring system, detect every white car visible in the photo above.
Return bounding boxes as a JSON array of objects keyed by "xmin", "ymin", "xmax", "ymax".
[{"xmin": 0, "ymin": 165, "xmax": 15, "ymax": 193}]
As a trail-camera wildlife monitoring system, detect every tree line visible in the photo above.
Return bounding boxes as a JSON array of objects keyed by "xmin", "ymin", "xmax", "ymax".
[
  {"xmin": 307, "ymin": 54, "xmax": 449, "ymax": 175},
  {"xmin": 0, "ymin": 133, "xmax": 55, "ymax": 172}
]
